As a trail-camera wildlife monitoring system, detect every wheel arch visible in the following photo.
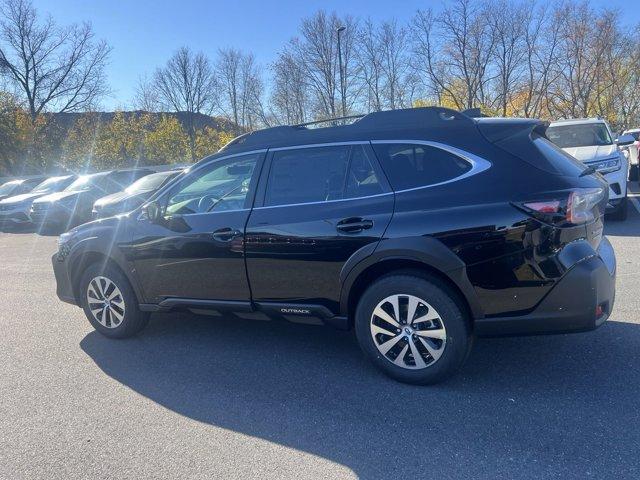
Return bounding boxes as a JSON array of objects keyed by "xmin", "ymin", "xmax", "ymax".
[
  {"xmin": 340, "ymin": 237, "xmax": 484, "ymax": 327},
  {"xmin": 67, "ymin": 248, "xmax": 142, "ymax": 305}
]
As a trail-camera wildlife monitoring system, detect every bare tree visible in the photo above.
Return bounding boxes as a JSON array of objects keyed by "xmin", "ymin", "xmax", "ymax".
[
  {"xmin": 133, "ymin": 74, "xmax": 160, "ymax": 112},
  {"xmin": 413, "ymin": 1, "xmax": 496, "ymax": 110},
  {"xmin": 216, "ymin": 48, "xmax": 265, "ymax": 131},
  {"xmin": 487, "ymin": 0, "xmax": 528, "ymax": 116},
  {"xmin": 270, "ymin": 45, "xmax": 309, "ymax": 124},
  {"xmin": 294, "ymin": 11, "xmax": 360, "ymax": 119},
  {"xmin": 379, "ymin": 20, "xmax": 411, "ymax": 109},
  {"xmin": 0, "ymin": 0, "xmax": 110, "ymax": 123},
  {"xmin": 357, "ymin": 19, "xmax": 384, "ymax": 112},
  {"xmin": 549, "ymin": 1, "xmax": 607, "ymax": 118},
  {"xmin": 153, "ymin": 46, "xmax": 217, "ymax": 159},
  {"xmin": 518, "ymin": 1, "xmax": 559, "ymax": 118}
]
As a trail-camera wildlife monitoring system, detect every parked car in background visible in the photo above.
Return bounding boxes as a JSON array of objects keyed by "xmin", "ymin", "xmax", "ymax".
[
  {"xmin": 547, "ymin": 118, "xmax": 634, "ymax": 220},
  {"xmin": 0, "ymin": 175, "xmax": 76, "ymax": 227},
  {"xmin": 92, "ymin": 168, "xmax": 184, "ymax": 219},
  {"xmin": 31, "ymin": 168, "xmax": 154, "ymax": 232},
  {"xmin": 52, "ymin": 107, "xmax": 615, "ymax": 385},
  {"xmin": 0, "ymin": 177, "xmax": 47, "ymax": 202},
  {"xmin": 622, "ymin": 128, "xmax": 640, "ymax": 181}
]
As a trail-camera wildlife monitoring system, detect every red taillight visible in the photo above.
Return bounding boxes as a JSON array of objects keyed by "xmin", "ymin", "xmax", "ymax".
[
  {"xmin": 516, "ymin": 188, "xmax": 605, "ymax": 226},
  {"xmin": 522, "ymin": 200, "xmax": 560, "ymax": 214}
]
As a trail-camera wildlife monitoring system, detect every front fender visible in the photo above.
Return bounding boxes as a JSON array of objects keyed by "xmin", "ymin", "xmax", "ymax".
[{"xmin": 63, "ymin": 218, "xmax": 144, "ymax": 304}]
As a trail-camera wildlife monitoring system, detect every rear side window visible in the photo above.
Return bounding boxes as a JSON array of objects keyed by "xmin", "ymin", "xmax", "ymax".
[
  {"xmin": 265, "ymin": 145, "xmax": 383, "ymax": 207},
  {"xmin": 533, "ymin": 134, "xmax": 586, "ymax": 172},
  {"xmin": 372, "ymin": 143, "xmax": 472, "ymax": 191}
]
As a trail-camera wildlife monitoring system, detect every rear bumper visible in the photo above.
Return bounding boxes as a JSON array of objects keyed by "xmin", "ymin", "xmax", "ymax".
[{"xmin": 475, "ymin": 237, "xmax": 616, "ymax": 336}]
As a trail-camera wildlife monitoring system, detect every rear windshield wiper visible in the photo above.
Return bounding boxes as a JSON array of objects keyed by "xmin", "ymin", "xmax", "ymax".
[{"xmin": 579, "ymin": 165, "xmax": 596, "ymax": 177}]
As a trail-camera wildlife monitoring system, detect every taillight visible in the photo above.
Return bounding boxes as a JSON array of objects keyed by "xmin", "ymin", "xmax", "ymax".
[
  {"xmin": 567, "ymin": 188, "xmax": 605, "ymax": 224},
  {"xmin": 516, "ymin": 187, "xmax": 605, "ymax": 226}
]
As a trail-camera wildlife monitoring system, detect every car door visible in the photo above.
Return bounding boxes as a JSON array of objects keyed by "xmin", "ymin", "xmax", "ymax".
[
  {"xmin": 128, "ymin": 151, "xmax": 264, "ymax": 304},
  {"xmin": 245, "ymin": 143, "xmax": 394, "ymax": 314}
]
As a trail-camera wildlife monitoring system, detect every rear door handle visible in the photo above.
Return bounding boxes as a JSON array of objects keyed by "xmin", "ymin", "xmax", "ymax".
[
  {"xmin": 336, "ymin": 217, "xmax": 374, "ymax": 233},
  {"xmin": 211, "ymin": 227, "xmax": 241, "ymax": 241}
]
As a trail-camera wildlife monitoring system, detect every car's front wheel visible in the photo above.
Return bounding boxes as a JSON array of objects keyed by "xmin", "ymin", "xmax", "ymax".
[
  {"xmin": 355, "ymin": 273, "xmax": 472, "ymax": 385},
  {"xmin": 79, "ymin": 263, "xmax": 149, "ymax": 338}
]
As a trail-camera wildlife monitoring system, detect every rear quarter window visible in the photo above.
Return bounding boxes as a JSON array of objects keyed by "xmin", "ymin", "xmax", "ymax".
[
  {"xmin": 533, "ymin": 134, "xmax": 586, "ymax": 173},
  {"xmin": 372, "ymin": 143, "xmax": 472, "ymax": 191}
]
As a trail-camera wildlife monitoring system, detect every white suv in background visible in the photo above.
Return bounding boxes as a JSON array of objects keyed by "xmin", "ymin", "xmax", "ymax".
[
  {"xmin": 547, "ymin": 118, "xmax": 634, "ymax": 220},
  {"xmin": 622, "ymin": 128, "xmax": 640, "ymax": 181}
]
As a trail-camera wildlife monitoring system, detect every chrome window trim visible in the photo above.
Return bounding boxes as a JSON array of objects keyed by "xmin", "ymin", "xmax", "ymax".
[{"xmin": 269, "ymin": 141, "xmax": 369, "ymax": 151}]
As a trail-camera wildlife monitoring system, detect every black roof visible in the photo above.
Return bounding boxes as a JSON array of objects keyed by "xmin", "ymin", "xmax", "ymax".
[{"xmin": 220, "ymin": 107, "xmax": 477, "ymax": 154}]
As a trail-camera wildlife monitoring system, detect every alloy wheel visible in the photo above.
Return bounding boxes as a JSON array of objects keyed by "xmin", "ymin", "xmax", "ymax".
[
  {"xmin": 86, "ymin": 276, "xmax": 126, "ymax": 329},
  {"xmin": 370, "ymin": 294, "xmax": 447, "ymax": 370}
]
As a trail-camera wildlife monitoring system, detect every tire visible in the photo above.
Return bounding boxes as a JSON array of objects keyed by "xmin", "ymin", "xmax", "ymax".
[
  {"xmin": 79, "ymin": 262, "xmax": 149, "ymax": 339},
  {"xmin": 629, "ymin": 164, "xmax": 639, "ymax": 182},
  {"xmin": 609, "ymin": 196, "xmax": 628, "ymax": 221},
  {"xmin": 355, "ymin": 273, "xmax": 472, "ymax": 385}
]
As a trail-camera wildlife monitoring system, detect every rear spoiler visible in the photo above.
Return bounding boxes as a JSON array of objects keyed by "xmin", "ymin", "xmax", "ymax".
[{"xmin": 475, "ymin": 118, "xmax": 549, "ymax": 143}]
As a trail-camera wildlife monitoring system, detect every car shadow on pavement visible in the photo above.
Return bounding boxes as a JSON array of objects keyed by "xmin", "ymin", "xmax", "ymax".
[{"xmin": 80, "ymin": 314, "xmax": 640, "ymax": 479}]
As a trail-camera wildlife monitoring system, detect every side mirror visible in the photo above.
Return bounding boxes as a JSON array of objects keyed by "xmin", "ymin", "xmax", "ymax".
[
  {"xmin": 143, "ymin": 201, "xmax": 163, "ymax": 223},
  {"xmin": 615, "ymin": 133, "xmax": 635, "ymax": 146}
]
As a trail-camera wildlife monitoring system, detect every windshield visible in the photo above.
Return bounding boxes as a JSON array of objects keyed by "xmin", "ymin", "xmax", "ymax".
[
  {"xmin": 65, "ymin": 174, "xmax": 102, "ymax": 192},
  {"xmin": 547, "ymin": 123, "xmax": 612, "ymax": 148},
  {"xmin": 0, "ymin": 181, "xmax": 20, "ymax": 196},
  {"xmin": 125, "ymin": 171, "xmax": 176, "ymax": 194},
  {"xmin": 32, "ymin": 176, "xmax": 70, "ymax": 194}
]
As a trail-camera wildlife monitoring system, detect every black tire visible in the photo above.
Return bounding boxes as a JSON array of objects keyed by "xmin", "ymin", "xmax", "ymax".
[
  {"xmin": 629, "ymin": 164, "xmax": 639, "ymax": 182},
  {"xmin": 609, "ymin": 196, "xmax": 628, "ymax": 221},
  {"xmin": 355, "ymin": 273, "xmax": 472, "ymax": 385},
  {"xmin": 79, "ymin": 262, "xmax": 149, "ymax": 339}
]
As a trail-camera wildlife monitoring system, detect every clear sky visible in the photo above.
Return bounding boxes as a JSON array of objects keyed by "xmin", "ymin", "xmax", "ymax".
[{"xmin": 33, "ymin": 0, "xmax": 640, "ymax": 110}]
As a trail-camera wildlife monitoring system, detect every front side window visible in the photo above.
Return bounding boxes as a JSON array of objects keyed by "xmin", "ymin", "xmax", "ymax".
[
  {"xmin": 264, "ymin": 145, "xmax": 383, "ymax": 207},
  {"xmin": 165, "ymin": 153, "xmax": 259, "ymax": 215},
  {"xmin": 546, "ymin": 123, "xmax": 613, "ymax": 148},
  {"xmin": 126, "ymin": 171, "xmax": 178, "ymax": 194},
  {"xmin": 372, "ymin": 143, "xmax": 472, "ymax": 191}
]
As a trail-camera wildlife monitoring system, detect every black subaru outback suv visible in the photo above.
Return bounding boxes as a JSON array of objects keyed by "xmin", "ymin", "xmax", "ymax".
[{"xmin": 52, "ymin": 107, "xmax": 615, "ymax": 385}]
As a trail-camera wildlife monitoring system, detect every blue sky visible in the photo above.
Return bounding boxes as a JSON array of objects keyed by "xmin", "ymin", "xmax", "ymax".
[{"xmin": 34, "ymin": 0, "xmax": 640, "ymax": 110}]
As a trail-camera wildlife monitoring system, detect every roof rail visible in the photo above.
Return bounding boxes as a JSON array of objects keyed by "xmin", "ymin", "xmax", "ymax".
[{"xmin": 293, "ymin": 114, "xmax": 365, "ymax": 128}]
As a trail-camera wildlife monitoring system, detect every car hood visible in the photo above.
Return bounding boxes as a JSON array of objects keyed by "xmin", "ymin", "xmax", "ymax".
[
  {"xmin": 32, "ymin": 190, "xmax": 81, "ymax": 204},
  {"xmin": 0, "ymin": 192, "xmax": 43, "ymax": 205},
  {"xmin": 562, "ymin": 144, "xmax": 618, "ymax": 162},
  {"xmin": 65, "ymin": 212, "xmax": 130, "ymax": 239}
]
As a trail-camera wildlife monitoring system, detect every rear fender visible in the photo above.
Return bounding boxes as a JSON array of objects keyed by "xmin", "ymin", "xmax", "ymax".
[{"xmin": 339, "ymin": 236, "xmax": 483, "ymax": 319}]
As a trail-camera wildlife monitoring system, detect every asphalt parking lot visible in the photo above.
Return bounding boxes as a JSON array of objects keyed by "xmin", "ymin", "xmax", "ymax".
[{"xmin": 1, "ymin": 194, "xmax": 640, "ymax": 480}]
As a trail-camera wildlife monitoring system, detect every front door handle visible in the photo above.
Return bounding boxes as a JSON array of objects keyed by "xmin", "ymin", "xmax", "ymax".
[
  {"xmin": 336, "ymin": 217, "xmax": 374, "ymax": 233},
  {"xmin": 211, "ymin": 227, "xmax": 241, "ymax": 242}
]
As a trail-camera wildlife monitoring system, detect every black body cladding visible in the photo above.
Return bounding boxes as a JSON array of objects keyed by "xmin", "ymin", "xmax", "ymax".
[{"xmin": 52, "ymin": 107, "xmax": 615, "ymax": 337}]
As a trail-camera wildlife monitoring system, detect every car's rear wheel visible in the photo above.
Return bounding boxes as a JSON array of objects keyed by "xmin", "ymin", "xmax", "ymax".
[
  {"xmin": 79, "ymin": 263, "xmax": 149, "ymax": 338},
  {"xmin": 355, "ymin": 273, "xmax": 471, "ymax": 385}
]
